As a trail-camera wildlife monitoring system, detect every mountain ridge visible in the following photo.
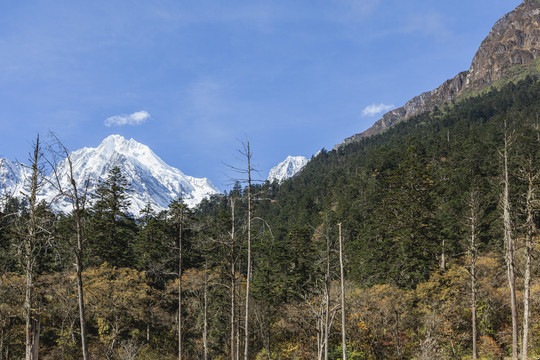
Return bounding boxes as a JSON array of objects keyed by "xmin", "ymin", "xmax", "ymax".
[
  {"xmin": 267, "ymin": 155, "xmax": 309, "ymax": 183},
  {"xmin": 337, "ymin": 0, "xmax": 540, "ymax": 148},
  {"xmin": 0, "ymin": 135, "xmax": 220, "ymax": 215}
]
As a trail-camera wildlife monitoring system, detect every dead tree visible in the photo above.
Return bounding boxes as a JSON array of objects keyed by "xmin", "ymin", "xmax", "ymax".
[
  {"xmin": 230, "ymin": 197, "xmax": 237, "ymax": 360},
  {"xmin": 243, "ymin": 142, "xmax": 253, "ymax": 360},
  {"xmin": 521, "ymin": 162, "xmax": 538, "ymax": 360},
  {"xmin": 48, "ymin": 133, "xmax": 90, "ymax": 360},
  {"xmin": 22, "ymin": 135, "xmax": 48, "ymax": 360},
  {"xmin": 338, "ymin": 223, "xmax": 347, "ymax": 360},
  {"xmin": 227, "ymin": 141, "xmax": 255, "ymax": 360},
  {"xmin": 465, "ymin": 190, "xmax": 481, "ymax": 360},
  {"xmin": 500, "ymin": 120, "xmax": 518, "ymax": 360}
]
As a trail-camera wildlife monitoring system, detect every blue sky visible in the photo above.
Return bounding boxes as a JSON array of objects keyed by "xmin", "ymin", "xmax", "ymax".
[{"xmin": 0, "ymin": 0, "xmax": 522, "ymax": 191}]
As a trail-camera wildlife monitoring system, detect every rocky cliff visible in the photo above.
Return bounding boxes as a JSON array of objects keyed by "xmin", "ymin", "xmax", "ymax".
[{"xmin": 338, "ymin": 0, "xmax": 540, "ymax": 147}]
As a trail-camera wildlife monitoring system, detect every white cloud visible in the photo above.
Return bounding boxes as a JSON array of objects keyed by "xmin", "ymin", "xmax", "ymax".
[
  {"xmin": 362, "ymin": 103, "xmax": 394, "ymax": 117},
  {"xmin": 105, "ymin": 110, "xmax": 150, "ymax": 127}
]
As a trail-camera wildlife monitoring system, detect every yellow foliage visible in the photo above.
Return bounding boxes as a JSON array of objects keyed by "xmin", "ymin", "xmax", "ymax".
[{"xmin": 83, "ymin": 263, "xmax": 151, "ymax": 346}]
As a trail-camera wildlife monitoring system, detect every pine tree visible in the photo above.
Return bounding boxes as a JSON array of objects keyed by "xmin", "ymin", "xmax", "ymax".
[{"xmin": 89, "ymin": 166, "xmax": 136, "ymax": 267}]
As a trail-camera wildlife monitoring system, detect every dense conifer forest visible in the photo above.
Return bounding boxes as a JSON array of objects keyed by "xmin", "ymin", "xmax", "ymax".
[{"xmin": 1, "ymin": 77, "xmax": 539, "ymax": 359}]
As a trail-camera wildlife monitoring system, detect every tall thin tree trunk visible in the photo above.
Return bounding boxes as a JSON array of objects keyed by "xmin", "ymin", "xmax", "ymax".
[
  {"xmin": 230, "ymin": 198, "xmax": 236, "ymax": 360},
  {"xmin": 468, "ymin": 191, "xmax": 479, "ymax": 360},
  {"xmin": 236, "ymin": 301, "xmax": 241, "ymax": 360},
  {"xmin": 317, "ymin": 308, "xmax": 324, "ymax": 360},
  {"xmin": 324, "ymin": 230, "xmax": 330, "ymax": 360},
  {"xmin": 244, "ymin": 142, "xmax": 252, "ymax": 360},
  {"xmin": 317, "ymin": 315, "xmax": 321, "ymax": 360},
  {"xmin": 49, "ymin": 135, "xmax": 89, "ymax": 360},
  {"xmin": 440, "ymin": 238, "xmax": 446, "ymax": 271},
  {"xmin": 502, "ymin": 122, "xmax": 518, "ymax": 360},
  {"xmin": 338, "ymin": 223, "xmax": 347, "ymax": 360},
  {"xmin": 236, "ymin": 254, "xmax": 241, "ymax": 360},
  {"xmin": 521, "ymin": 172, "xmax": 536, "ymax": 360},
  {"xmin": 0, "ymin": 322, "xmax": 4, "ymax": 360},
  {"xmin": 74, "ymin": 206, "xmax": 88, "ymax": 360},
  {"xmin": 203, "ymin": 264, "xmax": 208, "ymax": 360},
  {"xmin": 31, "ymin": 308, "xmax": 41, "ymax": 360},
  {"xmin": 24, "ymin": 242, "xmax": 34, "ymax": 360},
  {"xmin": 178, "ymin": 219, "xmax": 183, "ymax": 360},
  {"xmin": 25, "ymin": 136, "xmax": 42, "ymax": 360}
]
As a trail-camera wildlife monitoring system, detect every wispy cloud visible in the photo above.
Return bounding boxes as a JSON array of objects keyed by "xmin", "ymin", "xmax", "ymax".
[
  {"xmin": 362, "ymin": 103, "xmax": 394, "ymax": 117},
  {"xmin": 400, "ymin": 12, "xmax": 452, "ymax": 41},
  {"xmin": 105, "ymin": 110, "xmax": 150, "ymax": 127},
  {"xmin": 330, "ymin": 0, "xmax": 381, "ymax": 23}
]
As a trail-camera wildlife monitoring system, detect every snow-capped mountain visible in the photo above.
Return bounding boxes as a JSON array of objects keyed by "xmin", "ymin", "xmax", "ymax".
[
  {"xmin": 267, "ymin": 156, "xmax": 308, "ymax": 183},
  {"xmin": 0, "ymin": 158, "xmax": 31, "ymax": 199},
  {"xmin": 1, "ymin": 135, "xmax": 220, "ymax": 215}
]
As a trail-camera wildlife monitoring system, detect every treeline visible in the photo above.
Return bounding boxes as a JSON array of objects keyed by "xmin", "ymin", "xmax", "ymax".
[{"xmin": 0, "ymin": 77, "xmax": 539, "ymax": 359}]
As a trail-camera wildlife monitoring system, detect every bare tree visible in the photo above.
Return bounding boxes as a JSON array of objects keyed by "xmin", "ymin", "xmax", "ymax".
[
  {"xmin": 338, "ymin": 223, "xmax": 347, "ymax": 360},
  {"xmin": 227, "ymin": 140, "xmax": 256, "ymax": 360},
  {"xmin": 230, "ymin": 197, "xmax": 237, "ymax": 360},
  {"xmin": 48, "ymin": 133, "xmax": 90, "ymax": 360},
  {"xmin": 500, "ymin": 120, "xmax": 518, "ymax": 360},
  {"xmin": 521, "ymin": 162, "xmax": 538, "ymax": 360},
  {"xmin": 242, "ymin": 142, "xmax": 253, "ymax": 360},
  {"xmin": 20, "ymin": 135, "xmax": 49, "ymax": 360},
  {"xmin": 465, "ymin": 190, "xmax": 481, "ymax": 360},
  {"xmin": 203, "ymin": 263, "xmax": 209, "ymax": 360},
  {"xmin": 311, "ymin": 218, "xmax": 334, "ymax": 360}
]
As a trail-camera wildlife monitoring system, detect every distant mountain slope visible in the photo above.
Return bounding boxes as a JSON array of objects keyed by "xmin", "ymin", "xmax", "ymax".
[
  {"xmin": 1, "ymin": 135, "xmax": 220, "ymax": 215},
  {"xmin": 254, "ymin": 77, "xmax": 540, "ymax": 287},
  {"xmin": 337, "ymin": 0, "xmax": 540, "ymax": 148},
  {"xmin": 267, "ymin": 156, "xmax": 309, "ymax": 183},
  {"xmin": 0, "ymin": 158, "xmax": 30, "ymax": 199}
]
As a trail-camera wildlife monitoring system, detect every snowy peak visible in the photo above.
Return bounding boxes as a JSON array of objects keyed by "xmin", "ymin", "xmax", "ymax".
[
  {"xmin": 268, "ymin": 156, "xmax": 308, "ymax": 183},
  {"xmin": 53, "ymin": 134, "xmax": 220, "ymax": 214},
  {"xmin": 95, "ymin": 135, "xmax": 170, "ymax": 171},
  {"xmin": 0, "ymin": 158, "xmax": 30, "ymax": 198},
  {"xmin": 2, "ymin": 135, "xmax": 220, "ymax": 216}
]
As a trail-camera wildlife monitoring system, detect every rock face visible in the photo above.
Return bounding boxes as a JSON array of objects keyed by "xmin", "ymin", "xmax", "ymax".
[{"xmin": 338, "ymin": 0, "xmax": 540, "ymax": 147}]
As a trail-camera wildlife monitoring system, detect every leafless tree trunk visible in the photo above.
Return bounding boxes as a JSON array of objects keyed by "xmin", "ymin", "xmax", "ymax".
[
  {"xmin": 203, "ymin": 264, "xmax": 208, "ymax": 360},
  {"xmin": 466, "ymin": 190, "xmax": 480, "ymax": 360},
  {"xmin": 31, "ymin": 307, "xmax": 41, "ymax": 360},
  {"xmin": 24, "ymin": 135, "xmax": 45, "ymax": 360},
  {"xmin": 0, "ymin": 323, "xmax": 3, "ymax": 360},
  {"xmin": 244, "ymin": 141, "xmax": 252, "ymax": 360},
  {"xmin": 227, "ymin": 141, "xmax": 256, "ymax": 360},
  {"xmin": 338, "ymin": 223, "xmax": 347, "ymax": 360},
  {"xmin": 230, "ymin": 198, "xmax": 236, "ymax": 360},
  {"xmin": 324, "ymin": 229, "xmax": 331, "ymax": 360},
  {"xmin": 440, "ymin": 238, "xmax": 446, "ymax": 271},
  {"xmin": 236, "ymin": 253, "xmax": 242, "ymax": 360},
  {"xmin": 178, "ymin": 215, "xmax": 184, "ymax": 360},
  {"xmin": 501, "ymin": 121, "xmax": 518, "ymax": 360},
  {"xmin": 521, "ymin": 169, "xmax": 537, "ymax": 360},
  {"xmin": 48, "ymin": 134, "xmax": 90, "ymax": 360}
]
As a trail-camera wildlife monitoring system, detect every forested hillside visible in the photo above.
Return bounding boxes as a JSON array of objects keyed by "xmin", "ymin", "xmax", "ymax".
[{"xmin": 1, "ymin": 78, "xmax": 539, "ymax": 359}]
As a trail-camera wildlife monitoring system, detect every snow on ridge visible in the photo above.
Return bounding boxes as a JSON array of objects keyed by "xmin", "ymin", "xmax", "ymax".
[
  {"xmin": 1, "ymin": 135, "xmax": 221, "ymax": 216},
  {"xmin": 0, "ymin": 158, "xmax": 30, "ymax": 199},
  {"xmin": 267, "ymin": 155, "xmax": 309, "ymax": 184}
]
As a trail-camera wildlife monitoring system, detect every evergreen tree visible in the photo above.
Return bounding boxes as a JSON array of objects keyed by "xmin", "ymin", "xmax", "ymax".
[{"xmin": 89, "ymin": 167, "xmax": 137, "ymax": 267}]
